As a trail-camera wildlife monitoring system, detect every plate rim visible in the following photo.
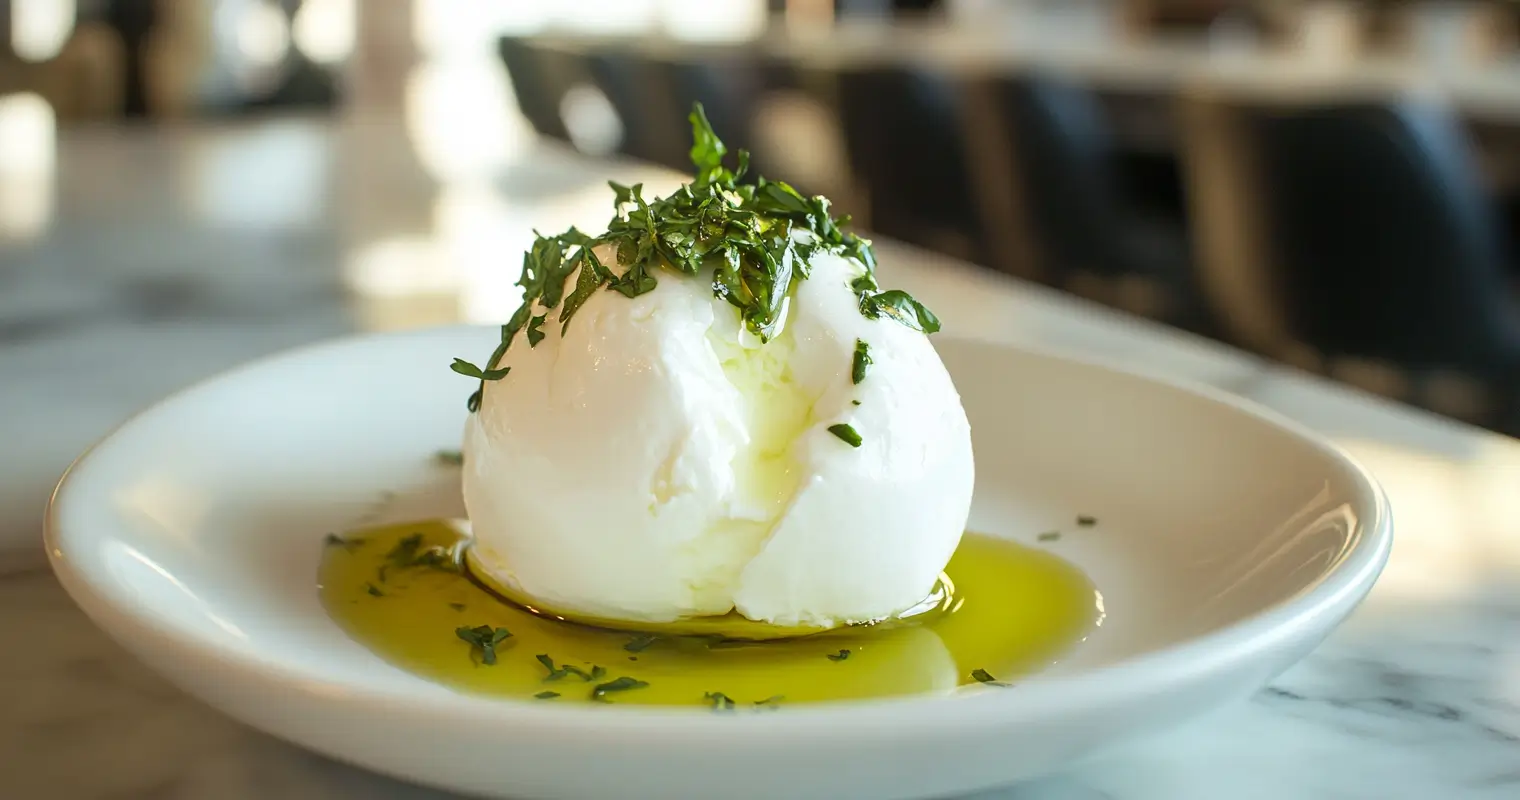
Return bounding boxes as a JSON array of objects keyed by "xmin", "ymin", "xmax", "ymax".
[{"xmin": 43, "ymin": 324, "xmax": 1394, "ymax": 739}]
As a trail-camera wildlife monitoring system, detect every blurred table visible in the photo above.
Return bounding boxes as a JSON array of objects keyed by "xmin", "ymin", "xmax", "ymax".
[
  {"xmin": 546, "ymin": 21, "xmax": 1520, "ymax": 121},
  {"xmin": 528, "ymin": 23, "xmax": 1520, "ymax": 191},
  {"xmin": 0, "ymin": 113, "xmax": 1518, "ymax": 799}
]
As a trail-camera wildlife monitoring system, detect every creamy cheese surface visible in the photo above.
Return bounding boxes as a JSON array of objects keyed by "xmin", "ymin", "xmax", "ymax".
[{"xmin": 461, "ymin": 247, "xmax": 973, "ymax": 628}]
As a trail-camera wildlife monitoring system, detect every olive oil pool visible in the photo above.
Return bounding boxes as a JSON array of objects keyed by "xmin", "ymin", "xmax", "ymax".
[{"xmin": 319, "ymin": 521, "xmax": 1100, "ymax": 708}]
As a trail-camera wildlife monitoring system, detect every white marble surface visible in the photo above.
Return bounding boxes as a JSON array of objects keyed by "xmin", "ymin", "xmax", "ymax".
[{"xmin": 1, "ymin": 112, "xmax": 1519, "ymax": 799}]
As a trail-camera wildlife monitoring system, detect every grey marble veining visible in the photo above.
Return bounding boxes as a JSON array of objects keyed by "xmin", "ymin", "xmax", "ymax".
[
  {"xmin": 1, "ymin": 113, "xmax": 1518, "ymax": 798},
  {"xmin": 0, "ymin": 568, "xmax": 450, "ymax": 799},
  {"xmin": 4, "ymin": 554, "xmax": 1516, "ymax": 800}
]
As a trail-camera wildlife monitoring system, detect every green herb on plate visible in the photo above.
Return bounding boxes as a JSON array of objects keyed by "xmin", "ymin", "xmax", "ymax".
[
  {"xmin": 536, "ymin": 654, "xmax": 605, "ymax": 682},
  {"xmin": 323, "ymin": 533, "xmax": 359, "ymax": 552},
  {"xmin": 592, "ymin": 677, "xmax": 649, "ymax": 703},
  {"xmin": 624, "ymin": 634, "xmax": 658, "ymax": 653},
  {"xmin": 386, "ymin": 532, "xmax": 459, "ymax": 573},
  {"xmin": 971, "ymin": 668, "xmax": 1009, "ymax": 687},
  {"xmin": 704, "ymin": 691, "xmax": 736, "ymax": 711},
  {"xmin": 456, "ymin": 625, "xmax": 512, "ymax": 665}
]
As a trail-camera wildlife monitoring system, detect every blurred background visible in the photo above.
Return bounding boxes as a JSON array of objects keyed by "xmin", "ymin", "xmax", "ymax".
[{"xmin": 3, "ymin": 0, "xmax": 1520, "ymax": 542}]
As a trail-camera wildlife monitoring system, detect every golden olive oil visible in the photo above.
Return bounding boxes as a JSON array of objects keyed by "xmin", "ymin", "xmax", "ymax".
[{"xmin": 319, "ymin": 521, "xmax": 1099, "ymax": 707}]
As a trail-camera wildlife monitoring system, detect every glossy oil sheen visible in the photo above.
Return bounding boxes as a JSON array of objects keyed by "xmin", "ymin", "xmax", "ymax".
[{"xmin": 319, "ymin": 521, "xmax": 1100, "ymax": 707}]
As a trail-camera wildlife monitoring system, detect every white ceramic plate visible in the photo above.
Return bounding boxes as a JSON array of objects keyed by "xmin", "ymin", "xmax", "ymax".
[{"xmin": 46, "ymin": 326, "xmax": 1391, "ymax": 800}]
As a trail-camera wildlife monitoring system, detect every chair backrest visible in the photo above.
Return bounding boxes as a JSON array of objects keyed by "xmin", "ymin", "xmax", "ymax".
[
  {"xmin": 1258, "ymin": 100, "xmax": 1520, "ymax": 374},
  {"xmin": 659, "ymin": 58, "xmax": 757, "ymax": 159},
  {"xmin": 997, "ymin": 72, "xmax": 1129, "ymax": 278},
  {"xmin": 586, "ymin": 51, "xmax": 687, "ymax": 168},
  {"xmin": 499, "ymin": 37, "xmax": 570, "ymax": 140},
  {"xmin": 836, "ymin": 65, "xmax": 980, "ymax": 255}
]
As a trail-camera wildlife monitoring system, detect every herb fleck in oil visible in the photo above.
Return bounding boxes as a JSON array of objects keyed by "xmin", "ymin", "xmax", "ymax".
[{"xmin": 319, "ymin": 521, "xmax": 1098, "ymax": 707}]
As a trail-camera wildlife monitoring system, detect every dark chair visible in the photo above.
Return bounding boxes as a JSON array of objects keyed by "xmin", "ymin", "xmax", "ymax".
[
  {"xmin": 1260, "ymin": 102, "xmax": 1520, "ymax": 373},
  {"xmin": 585, "ymin": 50, "xmax": 687, "ymax": 168},
  {"xmin": 836, "ymin": 65, "xmax": 984, "ymax": 263},
  {"xmin": 656, "ymin": 57, "xmax": 759, "ymax": 166},
  {"xmin": 499, "ymin": 37, "xmax": 573, "ymax": 141},
  {"xmin": 996, "ymin": 72, "xmax": 1216, "ymax": 335},
  {"xmin": 1256, "ymin": 100, "xmax": 1520, "ymax": 430}
]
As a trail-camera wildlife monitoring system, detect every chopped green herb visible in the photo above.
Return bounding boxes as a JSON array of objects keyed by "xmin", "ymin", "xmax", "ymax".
[
  {"xmin": 826, "ymin": 649, "xmax": 851, "ymax": 662},
  {"xmin": 536, "ymin": 654, "xmax": 605, "ymax": 682},
  {"xmin": 323, "ymin": 533, "xmax": 360, "ymax": 552},
  {"xmin": 860, "ymin": 289, "xmax": 941, "ymax": 334},
  {"xmin": 970, "ymin": 668, "xmax": 1009, "ymax": 686},
  {"xmin": 410, "ymin": 548, "xmax": 460, "ymax": 572},
  {"xmin": 624, "ymin": 634, "xmax": 658, "ymax": 653},
  {"xmin": 828, "ymin": 424, "xmax": 863, "ymax": 448},
  {"xmin": 754, "ymin": 695, "xmax": 784, "ymax": 709},
  {"xmin": 559, "ymin": 248, "xmax": 607, "ymax": 334},
  {"xmin": 456, "ymin": 625, "xmax": 512, "ymax": 665},
  {"xmin": 534, "ymin": 691, "xmax": 561, "ymax": 700},
  {"xmin": 526, "ymin": 314, "xmax": 547, "ymax": 347},
  {"xmin": 851, "ymin": 399, "xmax": 861, "ymax": 406},
  {"xmin": 851, "ymin": 339, "xmax": 872, "ymax": 384},
  {"xmin": 449, "ymin": 358, "xmax": 509, "ymax": 381},
  {"xmin": 592, "ymin": 676, "xmax": 650, "ymax": 702},
  {"xmin": 387, "ymin": 533, "xmax": 423, "ymax": 565},
  {"xmin": 1077, "ymin": 515, "xmax": 1097, "ymax": 527},
  {"xmin": 385, "ymin": 533, "xmax": 459, "ymax": 573},
  {"xmin": 435, "ymin": 449, "xmax": 464, "ymax": 466},
  {"xmin": 1037, "ymin": 531, "xmax": 1060, "ymax": 542},
  {"xmin": 704, "ymin": 691, "xmax": 736, "ymax": 711},
  {"xmin": 452, "ymin": 103, "xmax": 938, "ymax": 412},
  {"xmin": 448, "ymin": 602, "xmax": 467, "ymax": 612},
  {"xmin": 850, "ymin": 272, "xmax": 877, "ymax": 295},
  {"xmin": 365, "ymin": 582, "xmax": 384, "ymax": 597}
]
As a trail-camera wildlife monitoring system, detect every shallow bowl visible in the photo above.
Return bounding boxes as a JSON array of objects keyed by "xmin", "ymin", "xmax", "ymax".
[{"xmin": 46, "ymin": 326, "xmax": 1391, "ymax": 800}]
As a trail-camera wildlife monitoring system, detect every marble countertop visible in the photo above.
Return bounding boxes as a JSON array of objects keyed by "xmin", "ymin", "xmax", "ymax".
[{"xmin": 1, "ymin": 110, "xmax": 1518, "ymax": 799}]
